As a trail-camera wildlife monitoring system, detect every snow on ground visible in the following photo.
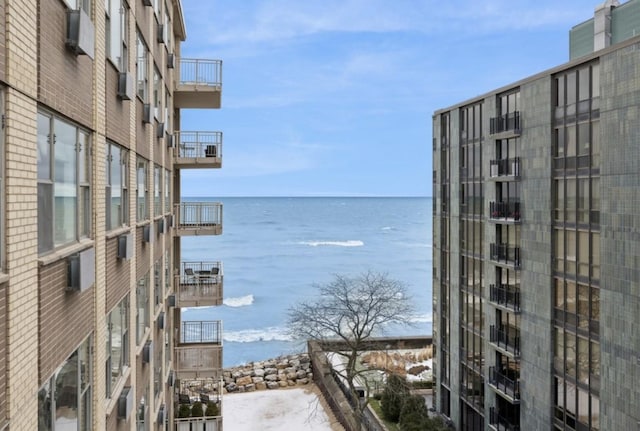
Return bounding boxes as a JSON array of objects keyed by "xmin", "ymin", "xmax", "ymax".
[{"xmin": 223, "ymin": 386, "xmax": 341, "ymax": 431}]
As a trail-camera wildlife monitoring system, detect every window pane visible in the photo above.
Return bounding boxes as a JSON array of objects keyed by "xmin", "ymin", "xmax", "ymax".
[
  {"xmin": 54, "ymin": 120, "xmax": 78, "ymax": 246},
  {"xmin": 55, "ymin": 351, "xmax": 79, "ymax": 430},
  {"xmin": 37, "ymin": 114, "xmax": 51, "ymax": 180},
  {"xmin": 38, "ymin": 183, "xmax": 54, "ymax": 254}
]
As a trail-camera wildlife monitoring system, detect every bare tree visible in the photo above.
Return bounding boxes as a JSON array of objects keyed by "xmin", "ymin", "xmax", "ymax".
[{"xmin": 288, "ymin": 271, "xmax": 415, "ymax": 430}]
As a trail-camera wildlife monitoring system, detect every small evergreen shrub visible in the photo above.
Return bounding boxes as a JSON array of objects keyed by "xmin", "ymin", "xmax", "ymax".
[
  {"xmin": 177, "ymin": 404, "xmax": 192, "ymax": 418},
  {"xmin": 380, "ymin": 374, "xmax": 410, "ymax": 423},
  {"xmin": 205, "ymin": 401, "xmax": 219, "ymax": 416},
  {"xmin": 191, "ymin": 401, "xmax": 204, "ymax": 417}
]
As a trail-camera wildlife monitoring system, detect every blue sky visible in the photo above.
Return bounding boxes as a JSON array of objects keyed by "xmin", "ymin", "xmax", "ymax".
[{"xmin": 178, "ymin": 0, "xmax": 596, "ymax": 197}]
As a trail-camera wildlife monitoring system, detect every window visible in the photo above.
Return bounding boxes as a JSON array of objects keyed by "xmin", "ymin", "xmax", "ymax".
[
  {"xmin": 37, "ymin": 112, "xmax": 91, "ymax": 254},
  {"xmin": 164, "ymin": 254, "xmax": 170, "ymax": 295},
  {"xmin": 106, "ymin": 0, "xmax": 128, "ymax": 69},
  {"xmin": 164, "ymin": 89, "xmax": 170, "ymax": 131},
  {"xmin": 164, "ymin": 168, "xmax": 171, "ymax": 213},
  {"xmin": 153, "ymin": 67, "xmax": 160, "ymax": 118},
  {"xmin": 164, "ymin": 1, "xmax": 171, "ymax": 50},
  {"xmin": 154, "ymin": 260, "xmax": 162, "ymax": 313},
  {"xmin": 64, "ymin": 0, "xmax": 91, "ymax": 13},
  {"xmin": 154, "ymin": 165, "xmax": 162, "ymax": 216},
  {"xmin": 106, "ymin": 296, "xmax": 129, "ymax": 397},
  {"xmin": 106, "ymin": 142, "xmax": 128, "ymax": 230},
  {"xmin": 136, "ymin": 158, "xmax": 148, "ymax": 221},
  {"xmin": 38, "ymin": 337, "xmax": 92, "ymax": 431},
  {"xmin": 137, "ymin": 384, "xmax": 149, "ymax": 431},
  {"xmin": 136, "ymin": 272, "xmax": 150, "ymax": 344},
  {"xmin": 136, "ymin": 33, "xmax": 148, "ymax": 101},
  {"xmin": 154, "ymin": 327, "xmax": 163, "ymax": 400}
]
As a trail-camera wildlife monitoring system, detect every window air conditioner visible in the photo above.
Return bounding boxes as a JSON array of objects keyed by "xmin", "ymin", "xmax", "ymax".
[
  {"xmin": 157, "ymin": 122, "xmax": 165, "ymax": 138},
  {"xmin": 67, "ymin": 247, "xmax": 95, "ymax": 292},
  {"xmin": 117, "ymin": 233, "xmax": 133, "ymax": 260},
  {"xmin": 168, "ymin": 294, "xmax": 176, "ymax": 307},
  {"xmin": 157, "ymin": 311, "xmax": 165, "ymax": 330},
  {"xmin": 118, "ymin": 72, "xmax": 134, "ymax": 100},
  {"xmin": 166, "ymin": 133, "xmax": 174, "ymax": 149},
  {"xmin": 143, "ymin": 223, "xmax": 154, "ymax": 243},
  {"xmin": 166, "ymin": 214, "xmax": 174, "ymax": 228},
  {"xmin": 143, "ymin": 340, "xmax": 153, "ymax": 364},
  {"xmin": 143, "ymin": 104, "xmax": 152, "ymax": 124},
  {"xmin": 157, "ymin": 24, "xmax": 166, "ymax": 44},
  {"xmin": 142, "ymin": 0, "xmax": 152, "ymax": 6},
  {"xmin": 167, "ymin": 53, "xmax": 175, "ymax": 69},
  {"xmin": 67, "ymin": 9, "xmax": 95, "ymax": 59},
  {"xmin": 167, "ymin": 370, "xmax": 175, "ymax": 387},
  {"xmin": 157, "ymin": 404, "xmax": 166, "ymax": 425},
  {"xmin": 118, "ymin": 386, "xmax": 134, "ymax": 420},
  {"xmin": 157, "ymin": 218, "xmax": 166, "ymax": 234}
]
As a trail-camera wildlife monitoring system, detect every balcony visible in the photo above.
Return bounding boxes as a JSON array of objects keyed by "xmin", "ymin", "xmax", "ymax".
[
  {"xmin": 174, "ymin": 58, "xmax": 222, "ymax": 109},
  {"xmin": 490, "ymin": 243, "xmax": 520, "ymax": 268},
  {"xmin": 174, "ymin": 415, "xmax": 222, "ymax": 431},
  {"xmin": 175, "ymin": 385, "xmax": 223, "ymax": 431},
  {"xmin": 489, "ymin": 284, "xmax": 520, "ymax": 312},
  {"xmin": 489, "ymin": 367, "xmax": 520, "ymax": 403},
  {"xmin": 489, "ymin": 111, "xmax": 521, "ymax": 136},
  {"xmin": 176, "ymin": 262, "xmax": 224, "ymax": 307},
  {"xmin": 174, "ymin": 202, "xmax": 223, "ymax": 236},
  {"xmin": 175, "ymin": 321, "xmax": 223, "ymax": 379},
  {"xmin": 489, "ymin": 157, "xmax": 520, "ymax": 178},
  {"xmin": 489, "ymin": 201, "xmax": 520, "ymax": 222},
  {"xmin": 489, "ymin": 407, "xmax": 520, "ymax": 431},
  {"xmin": 490, "ymin": 326, "xmax": 520, "ymax": 356},
  {"xmin": 174, "ymin": 131, "xmax": 222, "ymax": 169}
]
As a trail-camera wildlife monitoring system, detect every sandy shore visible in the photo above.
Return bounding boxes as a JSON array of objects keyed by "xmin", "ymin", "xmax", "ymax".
[{"xmin": 223, "ymin": 384, "xmax": 344, "ymax": 431}]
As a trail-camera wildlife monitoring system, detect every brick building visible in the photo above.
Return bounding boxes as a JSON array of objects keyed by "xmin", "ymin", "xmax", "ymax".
[
  {"xmin": 0, "ymin": 0, "xmax": 224, "ymax": 429},
  {"xmin": 432, "ymin": 1, "xmax": 640, "ymax": 429}
]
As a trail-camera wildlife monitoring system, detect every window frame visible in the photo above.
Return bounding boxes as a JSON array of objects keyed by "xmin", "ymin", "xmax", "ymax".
[
  {"xmin": 106, "ymin": 296, "xmax": 129, "ymax": 397},
  {"xmin": 136, "ymin": 158, "xmax": 149, "ymax": 222},
  {"xmin": 136, "ymin": 32, "xmax": 148, "ymax": 102},
  {"xmin": 106, "ymin": 142, "xmax": 129, "ymax": 230}
]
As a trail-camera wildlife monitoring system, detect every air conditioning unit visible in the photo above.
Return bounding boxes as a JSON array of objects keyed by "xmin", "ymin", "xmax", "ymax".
[
  {"xmin": 118, "ymin": 386, "xmax": 133, "ymax": 420},
  {"xmin": 143, "ymin": 104, "xmax": 152, "ymax": 124},
  {"xmin": 142, "ymin": 0, "xmax": 152, "ymax": 5},
  {"xmin": 143, "ymin": 223, "xmax": 154, "ymax": 243},
  {"xmin": 143, "ymin": 340, "xmax": 154, "ymax": 364},
  {"xmin": 166, "ymin": 133, "xmax": 174, "ymax": 148},
  {"xmin": 157, "ymin": 122, "xmax": 165, "ymax": 138},
  {"xmin": 157, "ymin": 404, "xmax": 166, "ymax": 425},
  {"xmin": 168, "ymin": 294, "xmax": 176, "ymax": 307},
  {"xmin": 67, "ymin": 247, "xmax": 95, "ymax": 292},
  {"xmin": 167, "ymin": 53, "xmax": 175, "ymax": 69},
  {"xmin": 157, "ymin": 218, "xmax": 165, "ymax": 234},
  {"xmin": 167, "ymin": 370, "xmax": 175, "ymax": 387},
  {"xmin": 117, "ymin": 233, "xmax": 133, "ymax": 260},
  {"xmin": 118, "ymin": 72, "xmax": 134, "ymax": 100},
  {"xmin": 66, "ymin": 9, "xmax": 95, "ymax": 59},
  {"xmin": 157, "ymin": 23, "xmax": 166, "ymax": 44},
  {"xmin": 157, "ymin": 311, "xmax": 165, "ymax": 329},
  {"xmin": 166, "ymin": 214, "xmax": 174, "ymax": 228}
]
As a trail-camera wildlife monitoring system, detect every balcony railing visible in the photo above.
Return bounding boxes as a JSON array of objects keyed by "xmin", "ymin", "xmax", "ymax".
[
  {"xmin": 489, "ymin": 201, "xmax": 521, "ymax": 221},
  {"xmin": 175, "ymin": 58, "xmax": 222, "ymax": 109},
  {"xmin": 174, "ymin": 415, "xmax": 222, "ymax": 431},
  {"xmin": 490, "ymin": 111, "xmax": 521, "ymax": 135},
  {"xmin": 489, "ymin": 367, "xmax": 520, "ymax": 401},
  {"xmin": 176, "ymin": 261, "xmax": 224, "ymax": 307},
  {"xmin": 490, "ymin": 326, "xmax": 520, "ymax": 356},
  {"xmin": 490, "ymin": 157, "xmax": 520, "ymax": 178},
  {"xmin": 490, "ymin": 284, "xmax": 520, "ymax": 312},
  {"xmin": 174, "ymin": 131, "xmax": 222, "ymax": 169},
  {"xmin": 176, "ymin": 321, "xmax": 223, "ymax": 379},
  {"xmin": 489, "ymin": 407, "xmax": 521, "ymax": 431},
  {"xmin": 174, "ymin": 202, "xmax": 223, "ymax": 236},
  {"xmin": 490, "ymin": 243, "xmax": 520, "ymax": 267}
]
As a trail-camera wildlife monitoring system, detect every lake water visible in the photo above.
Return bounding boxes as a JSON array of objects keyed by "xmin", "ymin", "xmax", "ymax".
[{"xmin": 181, "ymin": 197, "xmax": 433, "ymax": 367}]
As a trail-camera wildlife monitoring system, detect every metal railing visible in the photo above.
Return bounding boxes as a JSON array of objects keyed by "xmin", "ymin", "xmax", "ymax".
[
  {"xmin": 174, "ymin": 416, "xmax": 222, "ymax": 431},
  {"xmin": 489, "ymin": 367, "xmax": 520, "ymax": 400},
  {"xmin": 489, "ymin": 284, "xmax": 521, "ymax": 311},
  {"xmin": 175, "ymin": 131, "xmax": 223, "ymax": 159},
  {"xmin": 490, "ymin": 243, "xmax": 520, "ymax": 267},
  {"xmin": 490, "ymin": 111, "xmax": 521, "ymax": 135},
  {"xmin": 174, "ymin": 202, "xmax": 223, "ymax": 228},
  {"xmin": 181, "ymin": 321, "xmax": 222, "ymax": 344},
  {"xmin": 489, "ymin": 201, "xmax": 521, "ymax": 221},
  {"xmin": 489, "ymin": 407, "xmax": 521, "ymax": 431},
  {"xmin": 174, "ymin": 345, "xmax": 223, "ymax": 378},
  {"xmin": 179, "ymin": 58, "xmax": 222, "ymax": 87},
  {"xmin": 490, "ymin": 326, "xmax": 520, "ymax": 356},
  {"xmin": 489, "ymin": 157, "xmax": 520, "ymax": 177}
]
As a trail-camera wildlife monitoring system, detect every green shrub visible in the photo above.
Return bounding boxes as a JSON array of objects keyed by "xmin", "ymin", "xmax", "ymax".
[
  {"xmin": 381, "ymin": 374, "xmax": 411, "ymax": 423},
  {"xmin": 191, "ymin": 401, "xmax": 204, "ymax": 417},
  {"xmin": 410, "ymin": 380, "xmax": 433, "ymax": 389},
  {"xmin": 205, "ymin": 401, "xmax": 219, "ymax": 416},
  {"xmin": 177, "ymin": 404, "xmax": 192, "ymax": 418}
]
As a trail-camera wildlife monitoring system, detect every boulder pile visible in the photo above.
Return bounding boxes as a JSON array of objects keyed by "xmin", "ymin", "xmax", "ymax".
[{"xmin": 222, "ymin": 353, "xmax": 313, "ymax": 393}]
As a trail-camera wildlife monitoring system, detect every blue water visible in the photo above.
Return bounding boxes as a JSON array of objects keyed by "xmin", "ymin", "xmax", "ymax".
[{"xmin": 181, "ymin": 197, "xmax": 433, "ymax": 367}]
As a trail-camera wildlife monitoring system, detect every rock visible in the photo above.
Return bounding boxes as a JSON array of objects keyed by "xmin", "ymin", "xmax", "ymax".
[
  {"xmin": 254, "ymin": 368, "xmax": 265, "ymax": 377},
  {"xmin": 278, "ymin": 381, "xmax": 288, "ymax": 388},
  {"xmin": 238, "ymin": 385, "xmax": 245, "ymax": 393},
  {"xmin": 245, "ymin": 384, "xmax": 255, "ymax": 392},
  {"xmin": 236, "ymin": 376, "xmax": 252, "ymax": 386},
  {"xmin": 284, "ymin": 367, "xmax": 296, "ymax": 375},
  {"xmin": 242, "ymin": 369, "xmax": 254, "ymax": 377},
  {"xmin": 265, "ymin": 367, "xmax": 278, "ymax": 375},
  {"xmin": 252, "ymin": 376, "xmax": 264, "ymax": 383},
  {"xmin": 255, "ymin": 382, "xmax": 267, "ymax": 390},
  {"xmin": 265, "ymin": 374, "xmax": 278, "ymax": 382},
  {"xmin": 276, "ymin": 361, "xmax": 289, "ymax": 369},
  {"xmin": 267, "ymin": 382, "xmax": 280, "ymax": 390},
  {"xmin": 307, "ymin": 372, "xmax": 314, "ymax": 380},
  {"xmin": 288, "ymin": 381, "xmax": 296, "ymax": 387},
  {"xmin": 296, "ymin": 370, "xmax": 307, "ymax": 379},
  {"xmin": 226, "ymin": 383, "xmax": 237, "ymax": 392},
  {"xmin": 231, "ymin": 371, "xmax": 243, "ymax": 379},
  {"xmin": 286, "ymin": 372, "xmax": 297, "ymax": 380},
  {"xmin": 289, "ymin": 359, "xmax": 301, "ymax": 368},
  {"xmin": 297, "ymin": 378, "xmax": 309, "ymax": 385}
]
